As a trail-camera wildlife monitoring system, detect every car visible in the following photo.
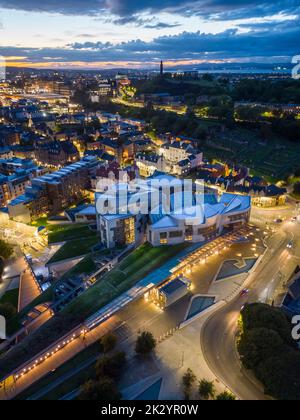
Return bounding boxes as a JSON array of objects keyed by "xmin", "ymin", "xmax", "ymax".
[
  {"xmin": 240, "ymin": 289, "xmax": 250, "ymax": 297},
  {"xmin": 274, "ymin": 219, "xmax": 283, "ymax": 224}
]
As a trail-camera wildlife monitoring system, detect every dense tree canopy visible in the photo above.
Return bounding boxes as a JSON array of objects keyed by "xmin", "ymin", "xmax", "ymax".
[
  {"xmin": 0, "ymin": 303, "xmax": 16, "ymax": 320},
  {"xmin": 0, "ymin": 240, "xmax": 13, "ymax": 260},
  {"xmin": 78, "ymin": 377, "xmax": 121, "ymax": 401},
  {"xmin": 238, "ymin": 303, "xmax": 300, "ymax": 400},
  {"xmin": 96, "ymin": 352, "xmax": 126, "ymax": 379},
  {"xmin": 135, "ymin": 331, "xmax": 156, "ymax": 355}
]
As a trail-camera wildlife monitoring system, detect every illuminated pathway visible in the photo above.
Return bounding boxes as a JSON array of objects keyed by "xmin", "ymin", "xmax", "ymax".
[
  {"xmin": 0, "ymin": 316, "xmax": 121, "ymax": 400},
  {"xmin": 18, "ymin": 269, "xmax": 41, "ymax": 312}
]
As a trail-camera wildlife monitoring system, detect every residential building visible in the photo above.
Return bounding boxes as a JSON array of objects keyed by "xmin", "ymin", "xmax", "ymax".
[
  {"xmin": 228, "ymin": 184, "xmax": 287, "ymax": 207},
  {"xmin": 136, "ymin": 153, "xmax": 167, "ymax": 177},
  {"xmin": 159, "ymin": 142, "xmax": 203, "ymax": 175},
  {"xmin": 35, "ymin": 140, "xmax": 80, "ymax": 167},
  {"xmin": 100, "ymin": 138, "xmax": 119, "ymax": 157},
  {"xmin": 8, "ymin": 156, "xmax": 98, "ymax": 223},
  {"xmin": 0, "ymin": 125, "xmax": 21, "ymax": 147},
  {"xmin": 0, "ymin": 158, "xmax": 37, "ymax": 175},
  {"xmin": 0, "ymin": 170, "xmax": 37, "ymax": 207},
  {"xmin": 91, "ymin": 162, "xmax": 138, "ymax": 191}
]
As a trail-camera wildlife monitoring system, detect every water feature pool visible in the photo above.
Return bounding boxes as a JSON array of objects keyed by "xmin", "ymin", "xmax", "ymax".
[
  {"xmin": 216, "ymin": 258, "xmax": 257, "ymax": 281},
  {"xmin": 186, "ymin": 296, "xmax": 215, "ymax": 320},
  {"xmin": 135, "ymin": 379, "xmax": 163, "ymax": 400}
]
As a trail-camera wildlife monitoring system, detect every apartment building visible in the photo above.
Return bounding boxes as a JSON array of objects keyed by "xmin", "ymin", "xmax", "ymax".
[
  {"xmin": 159, "ymin": 142, "xmax": 203, "ymax": 176},
  {"xmin": 136, "ymin": 153, "xmax": 167, "ymax": 177},
  {"xmin": 0, "ymin": 126, "xmax": 21, "ymax": 147},
  {"xmin": 8, "ymin": 156, "xmax": 98, "ymax": 223},
  {"xmin": 35, "ymin": 140, "xmax": 80, "ymax": 167}
]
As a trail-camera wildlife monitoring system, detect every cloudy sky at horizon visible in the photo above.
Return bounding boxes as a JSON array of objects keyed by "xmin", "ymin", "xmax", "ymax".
[{"xmin": 0, "ymin": 0, "xmax": 299, "ymax": 69}]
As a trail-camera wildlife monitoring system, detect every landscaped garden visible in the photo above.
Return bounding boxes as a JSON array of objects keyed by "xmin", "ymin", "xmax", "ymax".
[
  {"xmin": 42, "ymin": 223, "xmax": 101, "ymax": 266},
  {"xmin": 47, "ymin": 236, "xmax": 100, "ymax": 265},
  {"xmin": 59, "ymin": 256, "xmax": 97, "ymax": 281},
  {"xmin": 64, "ymin": 242, "xmax": 188, "ymax": 319},
  {"xmin": 48, "ymin": 224, "xmax": 97, "ymax": 245},
  {"xmin": 0, "ymin": 288, "xmax": 19, "ymax": 308}
]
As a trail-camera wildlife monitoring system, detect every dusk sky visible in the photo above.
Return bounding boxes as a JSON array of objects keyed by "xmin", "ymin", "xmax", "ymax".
[{"xmin": 0, "ymin": 0, "xmax": 299, "ymax": 69}]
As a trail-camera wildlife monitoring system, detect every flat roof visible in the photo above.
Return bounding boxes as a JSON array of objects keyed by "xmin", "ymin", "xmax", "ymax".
[{"xmin": 160, "ymin": 278, "xmax": 187, "ymax": 296}]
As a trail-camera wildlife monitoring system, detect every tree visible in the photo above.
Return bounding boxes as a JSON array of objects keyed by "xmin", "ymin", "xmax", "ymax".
[
  {"xmin": 100, "ymin": 333, "xmax": 117, "ymax": 353},
  {"xmin": 241, "ymin": 303, "xmax": 294, "ymax": 346},
  {"xmin": 96, "ymin": 352, "xmax": 126, "ymax": 379},
  {"xmin": 238, "ymin": 303, "xmax": 300, "ymax": 400},
  {"xmin": 198, "ymin": 379, "xmax": 216, "ymax": 400},
  {"xmin": 216, "ymin": 391, "xmax": 236, "ymax": 400},
  {"xmin": 238, "ymin": 327, "xmax": 286, "ymax": 370},
  {"xmin": 0, "ymin": 257, "xmax": 4, "ymax": 283},
  {"xmin": 294, "ymin": 182, "xmax": 300, "ymax": 197},
  {"xmin": 182, "ymin": 368, "xmax": 196, "ymax": 400},
  {"xmin": 0, "ymin": 303, "xmax": 16, "ymax": 320},
  {"xmin": 202, "ymin": 73, "xmax": 214, "ymax": 82},
  {"xmin": 135, "ymin": 331, "xmax": 156, "ymax": 355},
  {"xmin": 0, "ymin": 240, "xmax": 13, "ymax": 260},
  {"xmin": 78, "ymin": 377, "xmax": 121, "ymax": 401},
  {"xmin": 235, "ymin": 105, "xmax": 263, "ymax": 123},
  {"xmin": 255, "ymin": 350, "xmax": 300, "ymax": 400}
]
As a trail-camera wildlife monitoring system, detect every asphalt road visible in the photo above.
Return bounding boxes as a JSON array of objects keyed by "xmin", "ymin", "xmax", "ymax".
[{"xmin": 201, "ymin": 220, "xmax": 299, "ymax": 401}]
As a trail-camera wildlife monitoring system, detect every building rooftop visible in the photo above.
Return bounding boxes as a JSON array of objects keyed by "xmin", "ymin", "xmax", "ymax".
[{"xmin": 160, "ymin": 278, "xmax": 187, "ymax": 296}]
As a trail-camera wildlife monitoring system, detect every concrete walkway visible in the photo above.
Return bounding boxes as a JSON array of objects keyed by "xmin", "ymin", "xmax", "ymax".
[{"xmin": 18, "ymin": 270, "xmax": 41, "ymax": 312}]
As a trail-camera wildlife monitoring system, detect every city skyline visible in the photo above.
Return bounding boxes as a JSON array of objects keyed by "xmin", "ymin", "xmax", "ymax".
[{"xmin": 0, "ymin": 1, "xmax": 299, "ymax": 69}]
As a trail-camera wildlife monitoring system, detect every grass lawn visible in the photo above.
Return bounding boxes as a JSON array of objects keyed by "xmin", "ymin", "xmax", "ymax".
[
  {"xmin": 6, "ymin": 286, "xmax": 55, "ymax": 336},
  {"xmin": 64, "ymin": 242, "xmax": 188, "ymax": 320},
  {"xmin": 40, "ymin": 363, "xmax": 95, "ymax": 400},
  {"xmin": 0, "ymin": 289, "xmax": 19, "ymax": 308},
  {"xmin": 47, "ymin": 236, "xmax": 100, "ymax": 265},
  {"xmin": 48, "ymin": 225, "xmax": 96, "ymax": 244},
  {"xmin": 60, "ymin": 256, "xmax": 97, "ymax": 281},
  {"xmin": 15, "ymin": 340, "xmax": 101, "ymax": 400},
  {"xmin": 30, "ymin": 217, "xmax": 49, "ymax": 228}
]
